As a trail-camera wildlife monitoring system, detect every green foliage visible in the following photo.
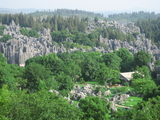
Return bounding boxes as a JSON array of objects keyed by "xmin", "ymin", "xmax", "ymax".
[
  {"xmin": 25, "ymin": 53, "xmax": 64, "ymax": 76},
  {"xmin": 20, "ymin": 28, "xmax": 39, "ymax": 38},
  {"xmin": 131, "ymin": 78, "xmax": 157, "ymax": 96},
  {"xmin": 114, "ymin": 87, "xmax": 129, "ymax": 94},
  {"xmin": 135, "ymin": 18, "xmax": 160, "ymax": 46},
  {"xmin": 154, "ymin": 60, "xmax": 160, "ymax": 66},
  {"xmin": 98, "ymin": 27, "xmax": 135, "ymax": 42},
  {"xmin": 0, "ymin": 85, "xmax": 11, "ymax": 119},
  {"xmin": 122, "ymin": 96, "xmax": 142, "ymax": 107},
  {"xmin": 3, "ymin": 90, "xmax": 83, "ymax": 120},
  {"xmin": 112, "ymin": 96, "xmax": 160, "ymax": 120},
  {"xmin": 108, "ymin": 11, "xmax": 159, "ymax": 22},
  {"xmin": 0, "ymin": 53, "xmax": 7, "ymax": 62},
  {"xmin": 51, "ymin": 30, "xmax": 69, "ymax": 43},
  {"xmin": 56, "ymin": 72, "xmax": 74, "ymax": 96},
  {"xmin": 134, "ymin": 50, "xmax": 152, "ymax": 67},
  {"xmin": 132, "ymin": 66, "xmax": 151, "ymax": 80},
  {"xmin": 71, "ymin": 31, "xmax": 96, "ymax": 47},
  {"xmin": 24, "ymin": 63, "xmax": 56, "ymax": 91},
  {"xmin": 85, "ymin": 51, "xmax": 103, "ymax": 63},
  {"xmin": 81, "ymin": 57, "xmax": 100, "ymax": 81},
  {"xmin": 0, "ymin": 34, "xmax": 12, "ymax": 42},
  {"xmin": 62, "ymin": 60, "xmax": 81, "ymax": 82},
  {"xmin": 0, "ymin": 62, "xmax": 16, "ymax": 91},
  {"xmin": 102, "ymin": 52, "xmax": 122, "ymax": 71},
  {"xmin": 96, "ymin": 63, "xmax": 120, "ymax": 85},
  {"xmin": 115, "ymin": 48, "xmax": 134, "ymax": 72},
  {"xmin": 0, "ymin": 25, "xmax": 6, "ymax": 35},
  {"xmin": 94, "ymin": 16, "xmax": 98, "ymax": 23},
  {"xmin": 79, "ymin": 96, "xmax": 109, "ymax": 120},
  {"xmin": 29, "ymin": 9, "xmax": 104, "ymax": 18}
]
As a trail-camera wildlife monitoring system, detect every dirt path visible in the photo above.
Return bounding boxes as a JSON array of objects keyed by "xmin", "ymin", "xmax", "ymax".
[{"xmin": 115, "ymin": 104, "xmax": 130, "ymax": 109}]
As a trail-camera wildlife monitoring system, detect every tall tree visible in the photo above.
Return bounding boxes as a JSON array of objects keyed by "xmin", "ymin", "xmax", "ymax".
[
  {"xmin": 102, "ymin": 53, "xmax": 122, "ymax": 71},
  {"xmin": 114, "ymin": 48, "xmax": 134, "ymax": 72},
  {"xmin": 79, "ymin": 96, "xmax": 109, "ymax": 120},
  {"xmin": 134, "ymin": 50, "xmax": 152, "ymax": 67}
]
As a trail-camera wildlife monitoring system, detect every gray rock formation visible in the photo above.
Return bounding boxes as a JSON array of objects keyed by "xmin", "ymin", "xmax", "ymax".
[
  {"xmin": 104, "ymin": 90, "xmax": 111, "ymax": 96},
  {"xmin": 1, "ymin": 20, "xmax": 160, "ymax": 66},
  {"xmin": 110, "ymin": 94, "xmax": 130, "ymax": 104},
  {"xmin": 0, "ymin": 21, "xmax": 67, "ymax": 66},
  {"xmin": 110, "ymin": 101, "xmax": 117, "ymax": 112}
]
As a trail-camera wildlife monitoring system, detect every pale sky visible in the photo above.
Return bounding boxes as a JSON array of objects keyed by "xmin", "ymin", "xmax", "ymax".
[{"xmin": 1, "ymin": 0, "xmax": 160, "ymax": 13}]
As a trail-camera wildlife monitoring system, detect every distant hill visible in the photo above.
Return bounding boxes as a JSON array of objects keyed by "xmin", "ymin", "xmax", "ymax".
[
  {"xmin": 0, "ymin": 8, "xmax": 38, "ymax": 14},
  {"xmin": 107, "ymin": 11, "xmax": 160, "ymax": 22},
  {"xmin": 28, "ymin": 9, "xmax": 104, "ymax": 19}
]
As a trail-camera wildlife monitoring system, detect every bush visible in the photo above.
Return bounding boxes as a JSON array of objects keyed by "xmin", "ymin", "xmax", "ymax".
[
  {"xmin": 20, "ymin": 28, "xmax": 39, "ymax": 38},
  {"xmin": 0, "ymin": 34, "xmax": 12, "ymax": 42}
]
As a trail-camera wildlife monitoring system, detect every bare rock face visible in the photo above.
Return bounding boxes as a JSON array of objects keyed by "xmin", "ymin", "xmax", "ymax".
[
  {"xmin": 98, "ymin": 34, "xmax": 160, "ymax": 63},
  {"xmin": 110, "ymin": 101, "xmax": 117, "ymax": 113}
]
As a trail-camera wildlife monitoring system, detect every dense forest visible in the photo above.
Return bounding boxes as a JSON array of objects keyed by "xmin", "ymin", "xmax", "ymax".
[
  {"xmin": 135, "ymin": 18, "xmax": 160, "ymax": 46},
  {"xmin": 108, "ymin": 11, "xmax": 160, "ymax": 22},
  {"xmin": 28, "ymin": 9, "xmax": 104, "ymax": 18}
]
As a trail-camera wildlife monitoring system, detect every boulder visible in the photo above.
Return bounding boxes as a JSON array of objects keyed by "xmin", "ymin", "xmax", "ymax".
[{"xmin": 104, "ymin": 90, "xmax": 111, "ymax": 96}]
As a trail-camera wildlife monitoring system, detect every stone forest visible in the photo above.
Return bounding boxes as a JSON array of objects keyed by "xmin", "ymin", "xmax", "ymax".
[{"xmin": 0, "ymin": 10, "xmax": 160, "ymax": 119}]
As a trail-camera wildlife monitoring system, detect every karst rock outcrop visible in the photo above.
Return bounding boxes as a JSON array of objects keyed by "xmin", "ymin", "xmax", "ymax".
[{"xmin": 0, "ymin": 20, "xmax": 160, "ymax": 66}]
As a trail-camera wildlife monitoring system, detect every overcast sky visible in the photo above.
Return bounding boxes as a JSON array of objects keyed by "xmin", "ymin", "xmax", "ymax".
[{"xmin": 1, "ymin": 0, "xmax": 160, "ymax": 13}]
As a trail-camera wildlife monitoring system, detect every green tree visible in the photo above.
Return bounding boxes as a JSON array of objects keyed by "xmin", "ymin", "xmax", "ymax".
[
  {"xmin": 94, "ymin": 16, "xmax": 98, "ymax": 23},
  {"xmin": 154, "ymin": 60, "xmax": 160, "ymax": 66},
  {"xmin": 134, "ymin": 50, "xmax": 152, "ymax": 67},
  {"xmin": 6, "ymin": 90, "xmax": 83, "ymax": 120},
  {"xmin": 102, "ymin": 53, "xmax": 122, "ymax": 71},
  {"xmin": 0, "ymin": 85, "xmax": 11, "ymax": 119},
  {"xmin": 112, "ymin": 96, "xmax": 160, "ymax": 120},
  {"xmin": 114, "ymin": 48, "xmax": 134, "ymax": 72},
  {"xmin": 81, "ymin": 57, "xmax": 100, "ymax": 81},
  {"xmin": 96, "ymin": 63, "xmax": 120, "ymax": 85},
  {"xmin": 0, "ymin": 62, "xmax": 16, "ymax": 91},
  {"xmin": 63, "ymin": 60, "xmax": 81, "ymax": 82},
  {"xmin": 131, "ymin": 78, "xmax": 157, "ymax": 96},
  {"xmin": 79, "ymin": 96, "xmax": 109, "ymax": 120},
  {"xmin": 132, "ymin": 66, "xmax": 151, "ymax": 80},
  {"xmin": 24, "ymin": 63, "xmax": 56, "ymax": 91},
  {"xmin": 0, "ymin": 25, "xmax": 6, "ymax": 35},
  {"xmin": 56, "ymin": 72, "xmax": 74, "ymax": 96},
  {"xmin": 20, "ymin": 28, "xmax": 39, "ymax": 38},
  {"xmin": 0, "ymin": 34, "xmax": 12, "ymax": 42},
  {"xmin": 0, "ymin": 53, "xmax": 7, "ymax": 63}
]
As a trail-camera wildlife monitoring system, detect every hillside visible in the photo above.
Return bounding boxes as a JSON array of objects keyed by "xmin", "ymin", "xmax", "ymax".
[{"xmin": 1, "ymin": 11, "xmax": 160, "ymax": 119}]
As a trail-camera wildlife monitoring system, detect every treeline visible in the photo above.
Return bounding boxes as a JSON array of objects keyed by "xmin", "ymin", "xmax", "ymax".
[
  {"xmin": 0, "ymin": 13, "xmax": 137, "ymax": 45},
  {"xmin": 28, "ymin": 9, "xmax": 104, "ymax": 18},
  {"xmin": 108, "ymin": 11, "xmax": 160, "ymax": 22},
  {"xmin": 135, "ymin": 18, "xmax": 160, "ymax": 46},
  {"xmin": 0, "ymin": 13, "xmax": 87, "ymax": 32}
]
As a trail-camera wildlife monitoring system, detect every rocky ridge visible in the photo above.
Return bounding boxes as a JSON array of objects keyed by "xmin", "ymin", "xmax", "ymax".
[
  {"xmin": 0, "ymin": 20, "xmax": 160, "ymax": 66},
  {"xmin": 50, "ymin": 84, "xmax": 131, "ymax": 112}
]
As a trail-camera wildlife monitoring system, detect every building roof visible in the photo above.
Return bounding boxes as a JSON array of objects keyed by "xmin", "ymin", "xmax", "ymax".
[{"xmin": 120, "ymin": 72, "xmax": 135, "ymax": 82}]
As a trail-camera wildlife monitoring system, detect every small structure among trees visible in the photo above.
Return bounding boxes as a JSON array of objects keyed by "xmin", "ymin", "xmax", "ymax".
[{"xmin": 120, "ymin": 72, "xmax": 135, "ymax": 83}]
